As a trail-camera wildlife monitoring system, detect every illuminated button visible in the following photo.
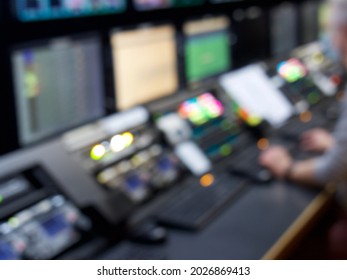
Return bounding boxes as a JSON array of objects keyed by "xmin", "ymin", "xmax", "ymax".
[
  {"xmin": 200, "ymin": 174, "xmax": 215, "ymax": 188},
  {"xmin": 313, "ymin": 52, "xmax": 324, "ymax": 65},
  {"xmin": 149, "ymin": 145, "xmax": 162, "ymax": 157},
  {"xmin": 8, "ymin": 218, "xmax": 20, "ymax": 228},
  {"xmin": 122, "ymin": 132, "xmax": 134, "ymax": 147},
  {"xmin": 307, "ymin": 92, "xmax": 320, "ymax": 105},
  {"xmin": 300, "ymin": 111, "xmax": 312, "ymax": 123},
  {"xmin": 90, "ymin": 144, "xmax": 106, "ymax": 161},
  {"xmin": 97, "ymin": 168, "xmax": 117, "ymax": 184},
  {"xmin": 257, "ymin": 138, "xmax": 269, "ymax": 151},
  {"xmin": 220, "ymin": 144, "xmax": 232, "ymax": 156},
  {"xmin": 0, "ymin": 196, "xmax": 3, "ymax": 204},
  {"xmin": 117, "ymin": 161, "xmax": 131, "ymax": 174},
  {"xmin": 331, "ymin": 75, "xmax": 341, "ymax": 86},
  {"xmin": 247, "ymin": 115, "xmax": 262, "ymax": 127},
  {"xmin": 110, "ymin": 135, "xmax": 126, "ymax": 152}
]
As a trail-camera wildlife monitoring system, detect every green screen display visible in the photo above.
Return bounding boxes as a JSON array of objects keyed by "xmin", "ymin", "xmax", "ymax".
[{"xmin": 185, "ymin": 32, "xmax": 231, "ymax": 82}]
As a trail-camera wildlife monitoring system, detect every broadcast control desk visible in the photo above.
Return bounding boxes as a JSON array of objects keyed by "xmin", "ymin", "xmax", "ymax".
[{"xmin": 0, "ymin": 136, "xmax": 336, "ymax": 260}]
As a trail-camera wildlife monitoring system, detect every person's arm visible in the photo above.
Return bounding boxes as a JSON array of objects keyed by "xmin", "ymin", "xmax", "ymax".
[
  {"xmin": 259, "ymin": 146, "xmax": 324, "ymax": 187},
  {"xmin": 286, "ymin": 159, "xmax": 323, "ymax": 187}
]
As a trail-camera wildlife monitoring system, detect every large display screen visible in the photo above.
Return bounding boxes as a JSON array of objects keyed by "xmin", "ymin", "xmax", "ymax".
[
  {"xmin": 15, "ymin": 0, "xmax": 127, "ymax": 21},
  {"xmin": 270, "ymin": 2, "xmax": 298, "ymax": 56},
  {"xmin": 12, "ymin": 34, "xmax": 105, "ymax": 145},
  {"xmin": 133, "ymin": 0, "xmax": 205, "ymax": 11},
  {"xmin": 111, "ymin": 24, "xmax": 178, "ymax": 110},
  {"xmin": 183, "ymin": 16, "xmax": 231, "ymax": 83}
]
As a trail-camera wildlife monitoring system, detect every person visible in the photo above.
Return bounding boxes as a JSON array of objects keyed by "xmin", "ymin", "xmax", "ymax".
[{"xmin": 259, "ymin": 0, "xmax": 347, "ymax": 259}]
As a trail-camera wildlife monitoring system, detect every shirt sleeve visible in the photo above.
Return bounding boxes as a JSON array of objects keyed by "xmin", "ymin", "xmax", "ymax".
[{"xmin": 314, "ymin": 94, "xmax": 347, "ymax": 184}]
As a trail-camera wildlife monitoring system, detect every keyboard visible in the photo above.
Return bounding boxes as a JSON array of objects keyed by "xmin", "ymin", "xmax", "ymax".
[
  {"xmin": 156, "ymin": 174, "xmax": 246, "ymax": 231},
  {"xmin": 276, "ymin": 116, "xmax": 326, "ymax": 140},
  {"xmin": 227, "ymin": 145, "xmax": 273, "ymax": 183},
  {"xmin": 98, "ymin": 242, "xmax": 167, "ymax": 260}
]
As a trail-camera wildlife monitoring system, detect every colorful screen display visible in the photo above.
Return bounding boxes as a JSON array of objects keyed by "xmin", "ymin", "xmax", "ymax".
[
  {"xmin": 133, "ymin": 0, "xmax": 205, "ymax": 11},
  {"xmin": 178, "ymin": 93, "xmax": 224, "ymax": 126},
  {"xmin": 277, "ymin": 58, "xmax": 308, "ymax": 83},
  {"xmin": 184, "ymin": 16, "xmax": 231, "ymax": 83},
  {"xmin": 15, "ymin": 0, "xmax": 126, "ymax": 21}
]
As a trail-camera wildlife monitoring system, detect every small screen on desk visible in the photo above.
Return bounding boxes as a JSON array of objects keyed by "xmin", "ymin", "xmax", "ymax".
[
  {"xmin": 277, "ymin": 58, "xmax": 308, "ymax": 83},
  {"xmin": 178, "ymin": 93, "xmax": 224, "ymax": 125},
  {"xmin": 177, "ymin": 92, "xmax": 242, "ymax": 160}
]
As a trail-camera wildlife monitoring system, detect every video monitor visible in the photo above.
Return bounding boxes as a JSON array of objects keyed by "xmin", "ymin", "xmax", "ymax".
[
  {"xmin": 318, "ymin": 1, "xmax": 331, "ymax": 38},
  {"xmin": 133, "ymin": 0, "xmax": 205, "ymax": 11},
  {"xmin": 210, "ymin": 0, "xmax": 243, "ymax": 3},
  {"xmin": 15, "ymin": 0, "xmax": 126, "ymax": 21},
  {"xmin": 300, "ymin": 1, "xmax": 319, "ymax": 44},
  {"xmin": 270, "ymin": 2, "xmax": 299, "ymax": 57},
  {"xmin": 183, "ymin": 16, "xmax": 231, "ymax": 84},
  {"xmin": 111, "ymin": 24, "xmax": 179, "ymax": 110},
  {"xmin": 12, "ymin": 34, "xmax": 105, "ymax": 145},
  {"xmin": 231, "ymin": 6, "xmax": 268, "ymax": 67}
]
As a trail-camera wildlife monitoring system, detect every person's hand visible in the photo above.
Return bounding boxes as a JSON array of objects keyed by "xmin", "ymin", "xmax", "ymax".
[
  {"xmin": 259, "ymin": 146, "xmax": 293, "ymax": 179},
  {"xmin": 300, "ymin": 128, "xmax": 334, "ymax": 153}
]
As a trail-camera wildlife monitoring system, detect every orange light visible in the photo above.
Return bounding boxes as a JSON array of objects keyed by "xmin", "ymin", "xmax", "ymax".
[
  {"xmin": 200, "ymin": 174, "xmax": 215, "ymax": 188},
  {"xmin": 257, "ymin": 138, "xmax": 269, "ymax": 151},
  {"xmin": 300, "ymin": 111, "xmax": 312, "ymax": 123}
]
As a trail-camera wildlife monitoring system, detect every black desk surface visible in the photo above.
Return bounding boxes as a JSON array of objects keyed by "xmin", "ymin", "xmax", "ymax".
[
  {"xmin": 164, "ymin": 182, "xmax": 323, "ymax": 260},
  {"xmin": 100, "ymin": 180, "xmax": 331, "ymax": 260}
]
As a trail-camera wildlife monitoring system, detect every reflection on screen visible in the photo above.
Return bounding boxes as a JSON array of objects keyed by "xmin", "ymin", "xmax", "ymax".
[
  {"xmin": 12, "ymin": 35, "xmax": 105, "ymax": 145},
  {"xmin": 178, "ymin": 93, "xmax": 224, "ymax": 125},
  {"xmin": 133, "ymin": 0, "xmax": 205, "ymax": 11},
  {"xmin": 15, "ymin": 0, "xmax": 126, "ymax": 21},
  {"xmin": 111, "ymin": 24, "xmax": 178, "ymax": 110},
  {"xmin": 183, "ymin": 16, "xmax": 231, "ymax": 83}
]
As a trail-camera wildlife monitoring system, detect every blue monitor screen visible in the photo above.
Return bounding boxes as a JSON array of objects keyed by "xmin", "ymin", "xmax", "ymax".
[{"xmin": 15, "ymin": 0, "xmax": 127, "ymax": 22}]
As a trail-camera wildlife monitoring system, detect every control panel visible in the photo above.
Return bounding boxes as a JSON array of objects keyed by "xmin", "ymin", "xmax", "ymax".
[
  {"xmin": 0, "ymin": 195, "xmax": 90, "ymax": 260},
  {"xmin": 152, "ymin": 89, "xmax": 246, "ymax": 168},
  {"xmin": 265, "ymin": 57, "xmax": 326, "ymax": 112},
  {"xmin": 292, "ymin": 42, "xmax": 345, "ymax": 96},
  {"xmin": 63, "ymin": 107, "xmax": 181, "ymax": 203},
  {"xmin": 0, "ymin": 167, "xmax": 92, "ymax": 260}
]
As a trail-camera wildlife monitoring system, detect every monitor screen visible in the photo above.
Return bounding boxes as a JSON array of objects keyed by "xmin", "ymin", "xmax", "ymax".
[
  {"xmin": 12, "ymin": 34, "xmax": 105, "ymax": 145},
  {"xmin": 133, "ymin": 0, "xmax": 205, "ymax": 11},
  {"xmin": 15, "ymin": 0, "xmax": 126, "ymax": 21},
  {"xmin": 231, "ymin": 6, "xmax": 268, "ymax": 67},
  {"xmin": 318, "ymin": 1, "xmax": 331, "ymax": 38},
  {"xmin": 111, "ymin": 24, "xmax": 179, "ymax": 110},
  {"xmin": 300, "ymin": 1, "xmax": 319, "ymax": 44},
  {"xmin": 183, "ymin": 16, "xmax": 231, "ymax": 83},
  {"xmin": 270, "ymin": 2, "xmax": 298, "ymax": 57}
]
